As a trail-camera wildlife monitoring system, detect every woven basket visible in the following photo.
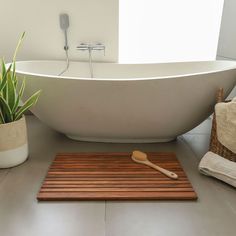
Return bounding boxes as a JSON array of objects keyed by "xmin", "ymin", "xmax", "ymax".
[{"xmin": 209, "ymin": 88, "xmax": 236, "ymax": 162}]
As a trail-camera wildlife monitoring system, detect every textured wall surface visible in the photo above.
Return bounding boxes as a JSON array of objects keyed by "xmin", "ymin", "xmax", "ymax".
[
  {"xmin": 217, "ymin": 0, "xmax": 236, "ymax": 98},
  {"xmin": 0, "ymin": 0, "xmax": 118, "ymax": 62},
  {"xmin": 217, "ymin": 0, "xmax": 236, "ymax": 59}
]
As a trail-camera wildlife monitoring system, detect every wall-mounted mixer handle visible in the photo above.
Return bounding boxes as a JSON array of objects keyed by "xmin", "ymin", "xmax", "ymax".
[
  {"xmin": 76, "ymin": 43, "xmax": 106, "ymax": 55},
  {"xmin": 93, "ymin": 43, "xmax": 105, "ymax": 53},
  {"xmin": 76, "ymin": 43, "xmax": 90, "ymax": 51}
]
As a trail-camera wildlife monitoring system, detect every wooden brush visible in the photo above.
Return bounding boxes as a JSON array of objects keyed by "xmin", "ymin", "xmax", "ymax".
[{"xmin": 131, "ymin": 150, "xmax": 178, "ymax": 179}]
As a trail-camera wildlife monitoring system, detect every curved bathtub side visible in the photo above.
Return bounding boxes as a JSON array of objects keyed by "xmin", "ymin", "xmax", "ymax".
[{"xmin": 16, "ymin": 67, "xmax": 236, "ymax": 143}]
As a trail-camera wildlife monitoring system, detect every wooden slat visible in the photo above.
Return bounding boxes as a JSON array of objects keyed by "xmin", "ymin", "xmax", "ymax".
[
  {"xmin": 37, "ymin": 152, "xmax": 197, "ymax": 201},
  {"xmin": 37, "ymin": 191, "xmax": 197, "ymax": 200}
]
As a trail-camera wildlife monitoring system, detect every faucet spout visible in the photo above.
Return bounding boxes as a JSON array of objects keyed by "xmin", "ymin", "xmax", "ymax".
[
  {"xmin": 76, "ymin": 43, "xmax": 105, "ymax": 78},
  {"xmin": 88, "ymin": 47, "xmax": 93, "ymax": 78}
]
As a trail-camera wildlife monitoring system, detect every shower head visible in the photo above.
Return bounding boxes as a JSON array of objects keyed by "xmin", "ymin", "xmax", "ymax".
[
  {"xmin": 59, "ymin": 14, "xmax": 69, "ymax": 30},
  {"xmin": 59, "ymin": 13, "xmax": 70, "ymax": 52}
]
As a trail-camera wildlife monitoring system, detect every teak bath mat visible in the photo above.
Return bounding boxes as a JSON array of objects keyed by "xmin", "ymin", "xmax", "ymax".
[{"xmin": 37, "ymin": 152, "xmax": 197, "ymax": 201}]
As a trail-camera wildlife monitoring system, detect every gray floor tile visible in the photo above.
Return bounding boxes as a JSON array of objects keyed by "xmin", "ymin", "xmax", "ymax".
[
  {"xmin": 182, "ymin": 134, "xmax": 211, "ymax": 159},
  {"xmin": 0, "ymin": 170, "xmax": 8, "ymax": 183},
  {"xmin": 105, "ymin": 139, "xmax": 236, "ymax": 236},
  {"xmin": 187, "ymin": 117, "xmax": 212, "ymax": 135},
  {"xmin": 0, "ymin": 116, "xmax": 235, "ymax": 236},
  {"xmin": 0, "ymin": 116, "xmax": 105, "ymax": 236}
]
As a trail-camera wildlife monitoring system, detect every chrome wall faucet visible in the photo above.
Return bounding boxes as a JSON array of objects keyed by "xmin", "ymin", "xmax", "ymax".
[
  {"xmin": 76, "ymin": 43, "xmax": 105, "ymax": 78},
  {"xmin": 76, "ymin": 43, "xmax": 105, "ymax": 54}
]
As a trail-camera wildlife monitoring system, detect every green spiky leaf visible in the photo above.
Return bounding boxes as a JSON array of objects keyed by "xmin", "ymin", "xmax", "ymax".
[
  {"xmin": 0, "ymin": 32, "xmax": 41, "ymax": 123},
  {"xmin": 12, "ymin": 79, "xmax": 25, "ymax": 113},
  {"xmin": 0, "ymin": 62, "xmax": 12, "ymax": 91},
  {"xmin": 0, "ymin": 109, "xmax": 5, "ymax": 124},
  {"xmin": 1, "ymin": 59, "xmax": 6, "ymax": 77},
  {"xmin": 13, "ymin": 32, "xmax": 25, "ymax": 62},
  {"xmin": 0, "ymin": 95, "xmax": 13, "ymax": 122},
  {"xmin": 15, "ymin": 90, "xmax": 41, "ymax": 121},
  {"xmin": 7, "ymin": 72, "xmax": 16, "ymax": 110}
]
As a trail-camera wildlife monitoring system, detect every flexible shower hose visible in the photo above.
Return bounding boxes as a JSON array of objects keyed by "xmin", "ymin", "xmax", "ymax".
[{"xmin": 58, "ymin": 49, "xmax": 69, "ymax": 76}]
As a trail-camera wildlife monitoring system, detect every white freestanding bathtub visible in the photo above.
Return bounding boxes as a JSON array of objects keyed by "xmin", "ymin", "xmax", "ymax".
[{"xmin": 14, "ymin": 60, "xmax": 236, "ymax": 143}]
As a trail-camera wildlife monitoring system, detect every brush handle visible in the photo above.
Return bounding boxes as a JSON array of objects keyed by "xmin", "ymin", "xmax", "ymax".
[{"xmin": 146, "ymin": 161, "xmax": 178, "ymax": 179}]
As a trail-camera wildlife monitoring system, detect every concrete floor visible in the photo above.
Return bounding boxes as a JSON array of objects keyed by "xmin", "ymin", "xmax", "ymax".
[{"xmin": 0, "ymin": 116, "xmax": 235, "ymax": 236}]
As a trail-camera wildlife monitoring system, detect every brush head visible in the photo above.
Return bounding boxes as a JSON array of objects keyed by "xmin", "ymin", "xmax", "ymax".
[
  {"xmin": 131, "ymin": 150, "xmax": 148, "ymax": 163},
  {"xmin": 131, "ymin": 150, "xmax": 178, "ymax": 179}
]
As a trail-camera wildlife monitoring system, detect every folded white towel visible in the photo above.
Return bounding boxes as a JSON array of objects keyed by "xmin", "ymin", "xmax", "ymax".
[
  {"xmin": 199, "ymin": 151, "xmax": 236, "ymax": 188},
  {"xmin": 215, "ymin": 97, "xmax": 236, "ymax": 154}
]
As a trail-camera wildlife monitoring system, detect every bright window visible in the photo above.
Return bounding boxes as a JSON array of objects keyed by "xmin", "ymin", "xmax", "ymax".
[{"xmin": 119, "ymin": 0, "xmax": 224, "ymax": 63}]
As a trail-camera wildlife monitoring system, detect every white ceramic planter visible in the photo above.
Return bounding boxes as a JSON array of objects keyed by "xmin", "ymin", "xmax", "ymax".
[{"xmin": 0, "ymin": 116, "xmax": 28, "ymax": 168}]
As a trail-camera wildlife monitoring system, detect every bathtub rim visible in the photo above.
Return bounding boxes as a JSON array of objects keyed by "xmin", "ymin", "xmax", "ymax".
[{"xmin": 11, "ymin": 59, "xmax": 236, "ymax": 81}]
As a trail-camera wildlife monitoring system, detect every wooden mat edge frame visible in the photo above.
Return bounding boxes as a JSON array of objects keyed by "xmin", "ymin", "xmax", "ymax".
[{"xmin": 37, "ymin": 152, "xmax": 198, "ymax": 201}]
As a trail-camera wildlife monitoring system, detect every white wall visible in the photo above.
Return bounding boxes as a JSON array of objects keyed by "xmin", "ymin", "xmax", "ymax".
[
  {"xmin": 217, "ymin": 0, "xmax": 236, "ymax": 60},
  {"xmin": 0, "ymin": 0, "xmax": 118, "ymax": 62},
  {"xmin": 217, "ymin": 0, "xmax": 236, "ymax": 98}
]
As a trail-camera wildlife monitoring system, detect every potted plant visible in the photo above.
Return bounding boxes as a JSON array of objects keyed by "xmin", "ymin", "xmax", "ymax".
[{"xmin": 0, "ymin": 33, "xmax": 41, "ymax": 168}]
